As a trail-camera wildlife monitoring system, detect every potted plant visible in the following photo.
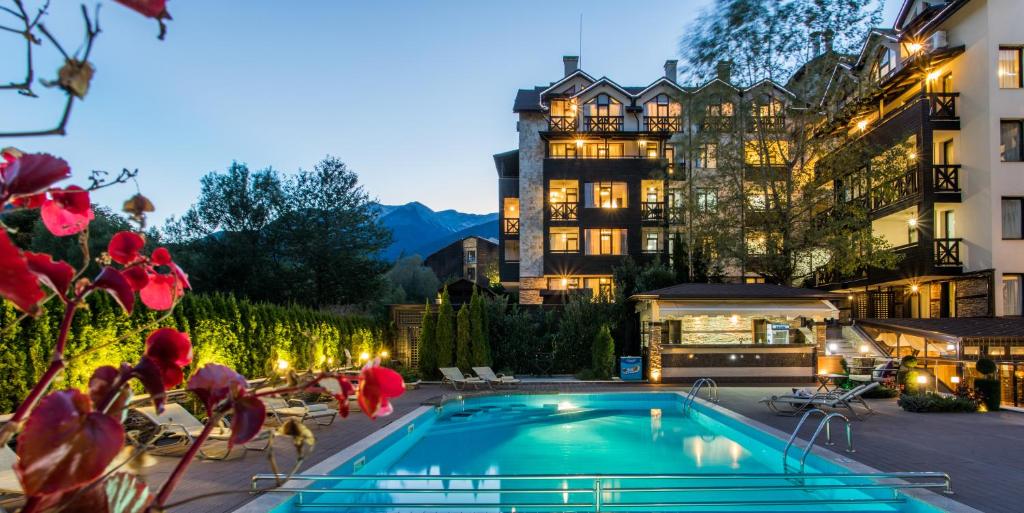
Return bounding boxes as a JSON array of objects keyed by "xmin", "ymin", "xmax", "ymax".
[{"xmin": 973, "ymin": 358, "xmax": 1001, "ymax": 411}]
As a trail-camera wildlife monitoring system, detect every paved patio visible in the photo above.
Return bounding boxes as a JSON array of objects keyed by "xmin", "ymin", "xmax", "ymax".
[{"xmin": 133, "ymin": 383, "xmax": 1023, "ymax": 513}]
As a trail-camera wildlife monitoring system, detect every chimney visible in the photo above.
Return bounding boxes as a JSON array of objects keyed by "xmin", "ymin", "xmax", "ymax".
[
  {"xmin": 716, "ymin": 60, "xmax": 732, "ymax": 83},
  {"xmin": 563, "ymin": 55, "xmax": 579, "ymax": 77},
  {"xmin": 664, "ymin": 60, "xmax": 678, "ymax": 83},
  {"xmin": 811, "ymin": 31, "xmax": 822, "ymax": 56},
  {"xmin": 823, "ymin": 29, "xmax": 835, "ymax": 53}
]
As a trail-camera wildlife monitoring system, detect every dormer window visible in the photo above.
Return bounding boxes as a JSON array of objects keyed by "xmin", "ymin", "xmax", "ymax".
[
  {"xmin": 706, "ymin": 101, "xmax": 734, "ymax": 117},
  {"xmin": 549, "ymin": 98, "xmax": 578, "ymax": 131},
  {"xmin": 584, "ymin": 94, "xmax": 623, "ymax": 131},
  {"xmin": 644, "ymin": 94, "xmax": 682, "ymax": 131},
  {"xmin": 872, "ymin": 47, "xmax": 893, "ymax": 81}
]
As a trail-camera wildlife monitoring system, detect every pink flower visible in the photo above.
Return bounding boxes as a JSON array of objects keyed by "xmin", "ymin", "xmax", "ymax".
[{"xmin": 357, "ymin": 360, "xmax": 405, "ymax": 419}]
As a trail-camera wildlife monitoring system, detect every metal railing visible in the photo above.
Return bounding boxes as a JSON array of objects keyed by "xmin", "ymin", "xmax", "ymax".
[
  {"xmin": 783, "ymin": 409, "xmax": 854, "ymax": 473},
  {"xmin": 683, "ymin": 378, "xmax": 719, "ymax": 413},
  {"xmin": 251, "ymin": 471, "xmax": 953, "ymax": 510}
]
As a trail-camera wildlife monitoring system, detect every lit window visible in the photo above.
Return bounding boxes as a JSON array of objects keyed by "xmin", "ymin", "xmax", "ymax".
[
  {"xmin": 1003, "ymin": 274, "xmax": 1022, "ymax": 316},
  {"xmin": 584, "ymin": 277, "xmax": 614, "ymax": 298},
  {"xmin": 696, "ymin": 188, "xmax": 717, "ymax": 212},
  {"xmin": 1001, "ymin": 120, "xmax": 1023, "ymax": 162},
  {"xmin": 643, "ymin": 229, "xmax": 662, "ymax": 253},
  {"xmin": 584, "ymin": 229, "xmax": 627, "ymax": 255},
  {"xmin": 999, "ymin": 47, "xmax": 1022, "ymax": 89},
  {"xmin": 584, "ymin": 182, "xmax": 628, "ymax": 208},
  {"xmin": 549, "ymin": 227, "xmax": 580, "ymax": 253},
  {"xmin": 504, "ymin": 240, "xmax": 519, "ymax": 262},
  {"xmin": 547, "ymin": 276, "xmax": 580, "ymax": 290},
  {"xmin": 698, "ymin": 144, "xmax": 717, "ymax": 169}
]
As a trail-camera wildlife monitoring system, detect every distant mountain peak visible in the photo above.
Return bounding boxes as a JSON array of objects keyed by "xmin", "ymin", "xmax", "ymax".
[{"xmin": 376, "ymin": 202, "xmax": 497, "ymax": 261}]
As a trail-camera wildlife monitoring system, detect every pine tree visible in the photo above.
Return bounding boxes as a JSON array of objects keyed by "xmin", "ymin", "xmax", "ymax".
[
  {"xmin": 456, "ymin": 304, "xmax": 471, "ymax": 371},
  {"xmin": 417, "ymin": 300, "xmax": 437, "ymax": 378},
  {"xmin": 469, "ymin": 290, "xmax": 490, "ymax": 366},
  {"xmin": 435, "ymin": 287, "xmax": 454, "ymax": 368}
]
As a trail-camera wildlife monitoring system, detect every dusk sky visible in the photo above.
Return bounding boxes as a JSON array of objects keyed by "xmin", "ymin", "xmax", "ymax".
[{"xmin": 2, "ymin": 1, "xmax": 900, "ymax": 224}]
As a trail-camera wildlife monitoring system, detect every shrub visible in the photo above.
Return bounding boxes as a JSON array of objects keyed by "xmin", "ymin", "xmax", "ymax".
[
  {"xmin": 417, "ymin": 300, "xmax": 437, "ymax": 379},
  {"xmin": 591, "ymin": 325, "xmax": 616, "ymax": 379},
  {"xmin": 976, "ymin": 358, "xmax": 996, "ymax": 376},
  {"xmin": 861, "ymin": 385, "xmax": 900, "ymax": 399},
  {"xmin": 469, "ymin": 290, "xmax": 490, "ymax": 366},
  {"xmin": 898, "ymin": 393, "xmax": 978, "ymax": 413},
  {"xmin": 974, "ymin": 358, "xmax": 1001, "ymax": 411},
  {"xmin": 435, "ymin": 288, "xmax": 454, "ymax": 368},
  {"xmin": 456, "ymin": 304, "xmax": 471, "ymax": 370}
]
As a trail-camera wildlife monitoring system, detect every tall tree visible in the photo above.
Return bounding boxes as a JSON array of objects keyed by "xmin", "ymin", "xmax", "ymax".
[
  {"xmin": 417, "ymin": 300, "xmax": 437, "ymax": 379},
  {"xmin": 455, "ymin": 304, "xmax": 471, "ymax": 371},
  {"xmin": 592, "ymin": 325, "xmax": 616, "ymax": 380},
  {"xmin": 469, "ymin": 289, "xmax": 491, "ymax": 366},
  {"xmin": 435, "ymin": 288, "xmax": 454, "ymax": 368}
]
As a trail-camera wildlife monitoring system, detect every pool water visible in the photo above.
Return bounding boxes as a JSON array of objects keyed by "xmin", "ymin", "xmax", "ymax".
[{"xmin": 267, "ymin": 393, "xmax": 948, "ymax": 512}]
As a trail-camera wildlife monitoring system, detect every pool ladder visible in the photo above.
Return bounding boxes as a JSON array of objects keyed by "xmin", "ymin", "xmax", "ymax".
[
  {"xmin": 682, "ymin": 377, "xmax": 719, "ymax": 413},
  {"xmin": 782, "ymin": 408, "xmax": 854, "ymax": 473}
]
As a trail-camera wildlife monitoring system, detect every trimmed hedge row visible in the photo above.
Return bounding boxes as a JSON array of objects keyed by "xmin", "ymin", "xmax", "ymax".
[{"xmin": 0, "ymin": 292, "xmax": 379, "ymax": 413}]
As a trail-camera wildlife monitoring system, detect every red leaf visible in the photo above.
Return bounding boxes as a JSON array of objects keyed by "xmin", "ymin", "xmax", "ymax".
[
  {"xmin": 318, "ymin": 376, "xmax": 355, "ymax": 418},
  {"xmin": 229, "ymin": 395, "xmax": 265, "ymax": 446},
  {"xmin": 132, "ymin": 357, "xmax": 168, "ymax": 413},
  {"xmin": 41, "ymin": 186, "xmax": 94, "ymax": 236},
  {"xmin": 122, "ymin": 266, "xmax": 149, "ymax": 291},
  {"xmin": 15, "ymin": 389, "xmax": 125, "ymax": 496},
  {"xmin": 0, "ymin": 230, "xmax": 44, "ymax": 315},
  {"xmin": 11, "ymin": 192, "xmax": 45, "ymax": 209},
  {"xmin": 24, "ymin": 252, "xmax": 74, "ymax": 300},
  {"xmin": 187, "ymin": 364, "xmax": 247, "ymax": 416},
  {"xmin": 0, "ymin": 153, "xmax": 70, "ymax": 201},
  {"xmin": 357, "ymin": 364, "xmax": 406, "ymax": 419},
  {"xmin": 46, "ymin": 472, "xmax": 152, "ymax": 513},
  {"xmin": 88, "ymin": 365, "xmax": 132, "ymax": 421},
  {"xmin": 150, "ymin": 247, "xmax": 171, "ymax": 266},
  {"xmin": 139, "ymin": 273, "xmax": 182, "ymax": 310},
  {"xmin": 171, "ymin": 262, "xmax": 191, "ymax": 290},
  {"xmin": 114, "ymin": 0, "xmax": 170, "ymax": 19},
  {"xmin": 91, "ymin": 267, "xmax": 136, "ymax": 314},
  {"xmin": 108, "ymin": 232, "xmax": 145, "ymax": 265},
  {"xmin": 143, "ymin": 328, "xmax": 193, "ymax": 389}
]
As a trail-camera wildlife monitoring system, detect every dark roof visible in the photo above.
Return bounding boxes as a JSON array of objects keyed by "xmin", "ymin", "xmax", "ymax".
[
  {"xmin": 493, "ymin": 149, "xmax": 519, "ymax": 177},
  {"xmin": 513, "ymin": 87, "xmax": 544, "ymax": 112},
  {"xmin": 858, "ymin": 317, "xmax": 1024, "ymax": 341},
  {"xmin": 632, "ymin": 283, "xmax": 843, "ymax": 301}
]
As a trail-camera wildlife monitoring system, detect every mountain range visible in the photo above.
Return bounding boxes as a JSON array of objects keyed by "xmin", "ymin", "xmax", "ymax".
[{"xmin": 375, "ymin": 202, "xmax": 497, "ymax": 261}]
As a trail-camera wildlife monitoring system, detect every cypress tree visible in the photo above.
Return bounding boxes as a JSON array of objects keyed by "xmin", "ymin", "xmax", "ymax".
[
  {"xmin": 435, "ymin": 287, "xmax": 454, "ymax": 368},
  {"xmin": 455, "ymin": 304, "xmax": 471, "ymax": 371},
  {"xmin": 592, "ymin": 324, "xmax": 616, "ymax": 379},
  {"xmin": 469, "ymin": 290, "xmax": 490, "ymax": 366},
  {"xmin": 418, "ymin": 300, "xmax": 437, "ymax": 379}
]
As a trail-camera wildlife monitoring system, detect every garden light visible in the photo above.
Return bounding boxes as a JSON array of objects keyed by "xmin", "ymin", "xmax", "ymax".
[
  {"xmin": 277, "ymin": 359, "xmax": 289, "ymax": 371},
  {"xmin": 856, "ymin": 119, "xmax": 869, "ymax": 131},
  {"xmin": 907, "ymin": 217, "xmax": 917, "ymax": 227},
  {"xmin": 860, "ymin": 344, "xmax": 870, "ymax": 354},
  {"xmin": 380, "ymin": 350, "xmax": 390, "ymax": 359},
  {"xmin": 359, "ymin": 351, "xmax": 371, "ymax": 362},
  {"xmin": 951, "ymin": 376, "xmax": 961, "ymax": 384},
  {"xmin": 828, "ymin": 343, "xmax": 838, "ymax": 353},
  {"xmin": 916, "ymin": 375, "xmax": 927, "ymax": 384}
]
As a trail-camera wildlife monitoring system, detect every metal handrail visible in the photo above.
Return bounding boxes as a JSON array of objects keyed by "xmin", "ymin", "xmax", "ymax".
[
  {"xmin": 783, "ymin": 409, "xmax": 854, "ymax": 473},
  {"xmin": 683, "ymin": 378, "xmax": 719, "ymax": 413},
  {"xmin": 251, "ymin": 471, "xmax": 954, "ymax": 510}
]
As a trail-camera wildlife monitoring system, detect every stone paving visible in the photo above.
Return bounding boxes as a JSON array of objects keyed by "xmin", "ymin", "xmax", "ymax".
[{"xmin": 124, "ymin": 382, "xmax": 1023, "ymax": 513}]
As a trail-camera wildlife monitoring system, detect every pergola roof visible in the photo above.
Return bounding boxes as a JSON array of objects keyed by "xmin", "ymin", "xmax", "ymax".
[
  {"xmin": 631, "ymin": 283, "xmax": 843, "ymax": 301},
  {"xmin": 858, "ymin": 317, "xmax": 1024, "ymax": 343}
]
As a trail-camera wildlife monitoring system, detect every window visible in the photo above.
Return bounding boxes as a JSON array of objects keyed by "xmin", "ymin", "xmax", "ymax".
[
  {"xmin": 1003, "ymin": 274, "xmax": 1022, "ymax": 316},
  {"xmin": 999, "ymin": 47, "xmax": 1022, "ymax": 89},
  {"xmin": 664, "ymin": 319, "xmax": 683, "ymax": 344},
  {"xmin": 549, "ymin": 142, "xmax": 578, "ymax": 158},
  {"xmin": 584, "ymin": 182, "xmax": 628, "ymax": 208},
  {"xmin": 644, "ymin": 94, "xmax": 681, "ymax": 118},
  {"xmin": 907, "ymin": 222, "xmax": 919, "ymax": 245},
  {"xmin": 548, "ymin": 180, "xmax": 579, "ymax": 203},
  {"xmin": 642, "ymin": 229, "xmax": 662, "ymax": 253},
  {"xmin": 549, "ymin": 227, "xmax": 580, "ymax": 253},
  {"xmin": 747, "ymin": 232, "xmax": 767, "ymax": 255},
  {"xmin": 696, "ymin": 188, "xmax": 717, "ymax": 212},
  {"xmin": 466, "ymin": 268, "xmax": 476, "ymax": 282},
  {"xmin": 872, "ymin": 47, "xmax": 893, "ymax": 81},
  {"xmin": 745, "ymin": 276, "xmax": 766, "ymax": 284},
  {"xmin": 584, "ymin": 277, "xmax": 613, "ymax": 298},
  {"xmin": 697, "ymin": 144, "xmax": 717, "ymax": 169},
  {"xmin": 705, "ymin": 102, "xmax": 733, "ymax": 116},
  {"xmin": 582, "ymin": 142, "xmax": 623, "ymax": 158},
  {"xmin": 747, "ymin": 187, "xmax": 767, "ymax": 211},
  {"xmin": 547, "ymin": 276, "xmax": 580, "ymax": 290},
  {"xmin": 504, "ymin": 240, "xmax": 519, "ymax": 262},
  {"xmin": 1001, "ymin": 120, "xmax": 1023, "ymax": 162},
  {"xmin": 584, "ymin": 229, "xmax": 627, "ymax": 255},
  {"xmin": 465, "ymin": 250, "xmax": 477, "ymax": 264},
  {"xmin": 1003, "ymin": 198, "xmax": 1023, "ymax": 239}
]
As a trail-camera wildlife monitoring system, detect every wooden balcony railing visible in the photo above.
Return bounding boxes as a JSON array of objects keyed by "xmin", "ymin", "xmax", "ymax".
[
  {"xmin": 701, "ymin": 116, "xmax": 733, "ymax": 132},
  {"xmin": 933, "ymin": 164, "xmax": 961, "ymax": 192},
  {"xmin": 934, "ymin": 238, "xmax": 962, "ymax": 267},
  {"xmin": 641, "ymin": 202, "xmax": 665, "ymax": 222},
  {"xmin": 928, "ymin": 92, "xmax": 958, "ymax": 120},
  {"xmin": 549, "ymin": 116, "xmax": 577, "ymax": 132},
  {"xmin": 872, "ymin": 169, "xmax": 920, "ymax": 210},
  {"xmin": 548, "ymin": 202, "xmax": 578, "ymax": 221},
  {"xmin": 584, "ymin": 116, "xmax": 624, "ymax": 132},
  {"xmin": 503, "ymin": 218, "xmax": 520, "ymax": 235},
  {"xmin": 667, "ymin": 206, "xmax": 683, "ymax": 224},
  {"xmin": 752, "ymin": 115, "xmax": 786, "ymax": 131},
  {"xmin": 644, "ymin": 116, "xmax": 681, "ymax": 132}
]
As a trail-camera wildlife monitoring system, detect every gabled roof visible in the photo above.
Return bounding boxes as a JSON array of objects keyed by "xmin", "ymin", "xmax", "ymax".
[
  {"xmin": 854, "ymin": 29, "xmax": 899, "ymax": 68},
  {"xmin": 743, "ymin": 78, "xmax": 797, "ymax": 98},
  {"xmin": 691, "ymin": 77, "xmax": 741, "ymax": 95},
  {"xmin": 539, "ymin": 69, "xmax": 597, "ymax": 98},
  {"xmin": 513, "ymin": 87, "xmax": 545, "ymax": 112},
  {"xmin": 631, "ymin": 283, "xmax": 842, "ymax": 301},
  {"xmin": 819, "ymin": 62, "xmax": 856, "ymax": 108},
  {"xmin": 634, "ymin": 77, "xmax": 687, "ymax": 98},
  {"xmin": 574, "ymin": 76, "xmax": 636, "ymax": 100}
]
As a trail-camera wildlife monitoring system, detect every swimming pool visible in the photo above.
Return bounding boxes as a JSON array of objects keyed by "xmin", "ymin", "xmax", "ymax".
[{"xmin": 249, "ymin": 392, "xmax": 963, "ymax": 512}]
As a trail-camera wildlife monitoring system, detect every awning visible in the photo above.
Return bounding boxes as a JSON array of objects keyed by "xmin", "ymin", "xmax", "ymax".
[{"xmin": 658, "ymin": 299, "xmax": 838, "ymax": 319}]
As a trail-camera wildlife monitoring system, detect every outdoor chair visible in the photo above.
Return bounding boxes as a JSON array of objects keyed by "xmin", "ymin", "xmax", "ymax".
[
  {"xmin": 761, "ymin": 382, "xmax": 879, "ymax": 420},
  {"xmin": 848, "ymin": 359, "xmax": 898, "ymax": 385},
  {"xmin": 472, "ymin": 366, "xmax": 521, "ymax": 387},
  {"xmin": 134, "ymin": 403, "xmax": 269, "ymax": 460},
  {"xmin": 0, "ymin": 444, "xmax": 20, "ymax": 495},
  {"xmin": 261, "ymin": 397, "xmax": 338, "ymax": 427},
  {"xmin": 439, "ymin": 367, "xmax": 488, "ymax": 390}
]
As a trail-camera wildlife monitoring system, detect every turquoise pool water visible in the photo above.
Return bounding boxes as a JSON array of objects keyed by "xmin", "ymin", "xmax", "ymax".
[{"xmin": 265, "ymin": 393, "xmax": 948, "ymax": 512}]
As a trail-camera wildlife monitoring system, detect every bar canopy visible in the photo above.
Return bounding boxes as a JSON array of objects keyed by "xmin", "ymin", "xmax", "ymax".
[{"xmin": 657, "ymin": 299, "xmax": 838, "ymax": 319}]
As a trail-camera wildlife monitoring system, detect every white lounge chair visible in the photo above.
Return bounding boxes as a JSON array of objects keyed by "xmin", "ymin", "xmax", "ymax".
[
  {"xmin": 134, "ymin": 403, "xmax": 269, "ymax": 460},
  {"xmin": 439, "ymin": 367, "xmax": 488, "ymax": 390},
  {"xmin": 0, "ymin": 444, "xmax": 21, "ymax": 495},
  {"xmin": 761, "ymin": 382, "xmax": 879, "ymax": 419},
  {"xmin": 261, "ymin": 397, "xmax": 338, "ymax": 427},
  {"xmin": 472, "ymin": 367, "xmax": 521, "ymax": 387}
]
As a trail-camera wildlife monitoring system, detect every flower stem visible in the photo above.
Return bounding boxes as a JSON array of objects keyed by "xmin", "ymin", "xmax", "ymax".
[{"xmin": 153, "ymin": 411, "xmax": 224, "ymax": 508}]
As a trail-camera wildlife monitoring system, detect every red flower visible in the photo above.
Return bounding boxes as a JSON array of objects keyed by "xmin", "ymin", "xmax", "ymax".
[
  {"xmin": 24, "ymin": 252, "xmax": 74, "ymax": 301},
  {"xmin": 106, "ymin": 233, "xmax": 190, "ymax": 311},
  {"xmin": 0, "ymin": 230, "xmax": 45, "ymax": 315},
  {"xmin": 357, "ymin": 361, "xmax": 405, "ymax": 419},
  {"xmin": 108, "ymin": 231, "xmax": 145, "ymax": 265},
  {"xmin": 90, "ymin": 267, "xmax": 136, "ymax": 314},
  {"xmin": 114, "ymin": 0, "xmax": 170, "ymax": 19},
  {"xmin": 317, "ymin": 376, "xmax": 356, "ymax": 418},
  {"xmin": 187, "ymin": 364, "xmax": 265, "ymax": 446},
  {"xmin": 143, "ymin": 328, "xmax": 193, "ymax": 389},
  {"xmin": 40, "ymin": 186, "xmax": 94, "ymax": 236}
]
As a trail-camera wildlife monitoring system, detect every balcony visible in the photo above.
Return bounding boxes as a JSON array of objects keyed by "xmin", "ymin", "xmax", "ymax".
[
  {"xmin": 927, "ymin": 92, "xmax": 958, "ymax": 120},
  {"xmin": 548, "ymin": 202, "xmax": 578, "ymax": 221},
  {"xmin": 644, "ymin": 116, "xmax": 681, "ymax": 132},
  {"xmin": 701, "ymin": 116, "xmax": 733, "ymax": 132},
  {"xmin": 933, "ymin": 164, "xmax": 961, "ymax": 193},
  {"xmin": 549, "ymin": 116, "xmax": 577, "ymax": 132},
  {"xmin": 667, "ymin": 206, "xmax": 683, "ymax": 224},
  {"xmin": 752, "ymin": 115, "xmax": 786, "ymax": 132},
  {"xmin": 641, "ymin": 202, "xmax": 665, "ymax": 222},
  {"xmin": 503, "ymin": 218, "xmax": 520, "ymax": 235},
  {"xmin": 584, "ymin": 116, "xmax": 624, "ymax": 132},
  {"xmin": 934, "ymin": 238, "xmax": 962, "ymax": 267},
  {"xmin": 871, "ymin": 169, "xmax": 920, "ymax": 211}
]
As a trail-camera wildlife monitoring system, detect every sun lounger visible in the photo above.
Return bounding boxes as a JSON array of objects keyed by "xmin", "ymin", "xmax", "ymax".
[
  {"xmin": 472, "ymin": 366, "xmax": 521, "ymax": 387},
  {"xmin": 439, "ymin": 367, "xmax": 488, "ymax": 390},
  {"xmin": 261, "ymin": 397, "xmax": 338, "ymax": 427},
  {"xmin": 761, "ymin": 382, "xmax": 879, "ymax": 419},
  {"xmin": 0, "ymin": 444, "xmax": 20, "ymax": 495},
  {"xmin": 134, "ymin": 403, "xmax": 269, "ymax": 460}
]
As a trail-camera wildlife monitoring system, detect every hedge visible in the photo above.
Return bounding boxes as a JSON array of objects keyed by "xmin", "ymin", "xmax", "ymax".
[{"xmin": 0, "ymin": 292, "xmax": 379, "ymax": 413}]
